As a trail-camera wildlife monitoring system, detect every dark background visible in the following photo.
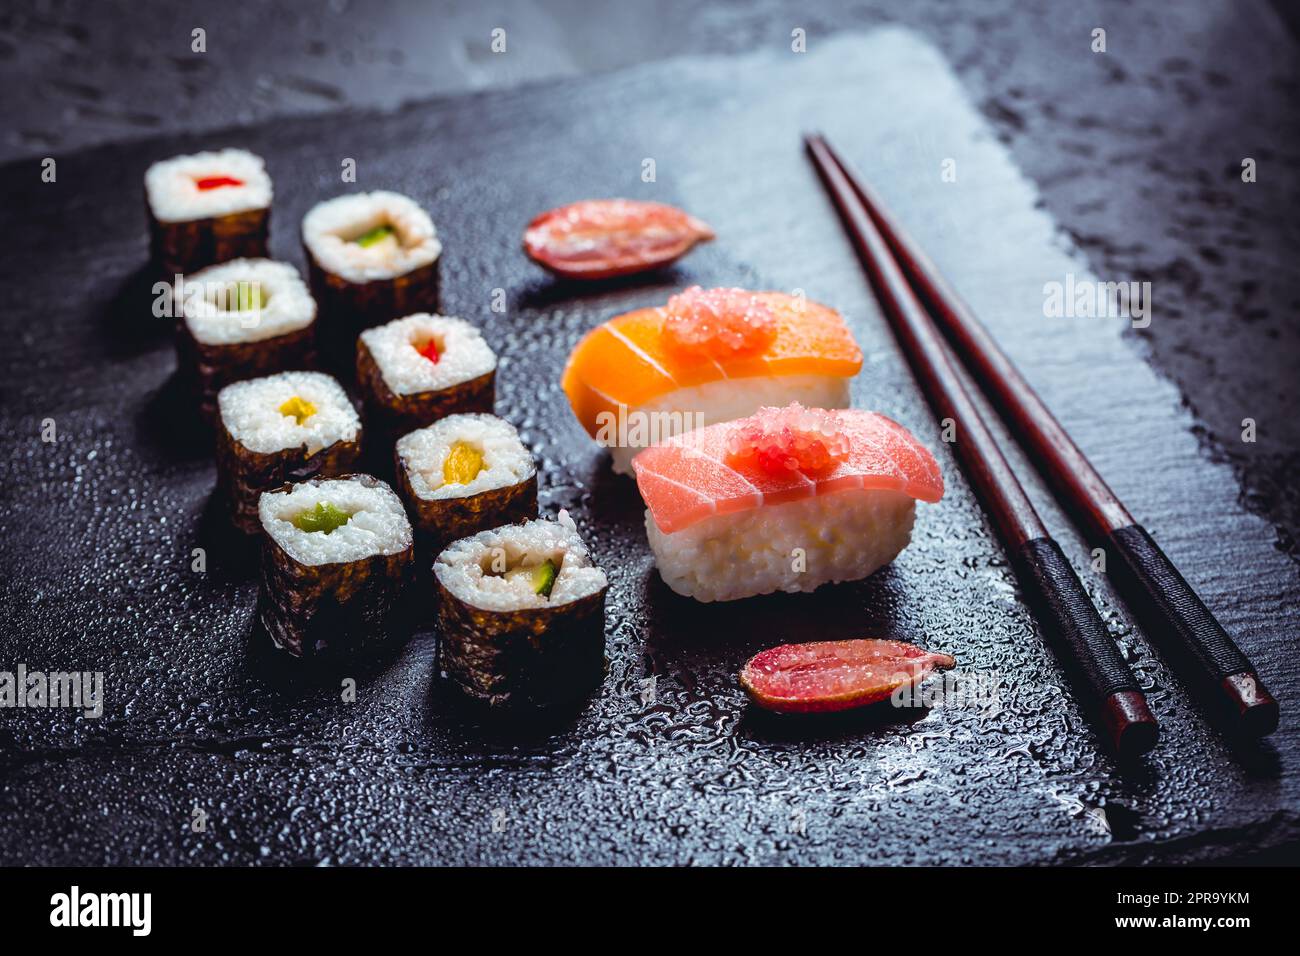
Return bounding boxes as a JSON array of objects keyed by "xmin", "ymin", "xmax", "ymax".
[{"xmin": 0, "ymin": 0, "xmax": 1297, "ymax": 866}]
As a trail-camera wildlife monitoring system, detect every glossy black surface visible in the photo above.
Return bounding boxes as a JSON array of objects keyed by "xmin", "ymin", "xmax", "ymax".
[{"xmin": 0, "ymin": 31, "xmax": 1296, "ymax": 865}]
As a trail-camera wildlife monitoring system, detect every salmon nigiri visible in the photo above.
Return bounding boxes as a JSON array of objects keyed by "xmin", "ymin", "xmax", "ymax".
[
  {"xmin": 561, "ymin": 287, "xmax": 862, "ymax": 473},
  {"xmin": 631, "ymin": 403, "xmax": 943, "ymax": 602}
]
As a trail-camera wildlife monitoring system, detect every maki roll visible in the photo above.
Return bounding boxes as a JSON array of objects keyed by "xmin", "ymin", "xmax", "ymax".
[
  {"xmin": 176, "ymin": 258, "xmax": 317, "ymax": 421},
  {"xmin": 216, "ymin": 371, "xmax": 362, "ymax": 533},
  {"xmin": 356, "ymin": 313, "xmax": 496, "ymax": 436},
  {"xmin": 433, "ymin": 512, "xmax": 609, "ymax": 709},
  {"xmin": 302, "ymin": 191, "xmax": 441, "ymax": 367},
  {"xmin": 394, "ymin": 413, "xmax": 537, "ymax": 548},
  {"xmin": 257, "ymin": 475, "xmax": 414, "ymax": 657},
  {"xmin": 145, "ymin": 149, "xmax": 272, "ymax": 276}
]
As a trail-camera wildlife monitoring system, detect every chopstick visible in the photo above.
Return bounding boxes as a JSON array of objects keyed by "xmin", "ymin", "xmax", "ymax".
[
  {"xmin": 805, "ymin": 133, "xmax": 1159, "ymax": 758},
  {"xmin": 815, "ymin": 137, "xmax": 1279, "ymax": 740}
]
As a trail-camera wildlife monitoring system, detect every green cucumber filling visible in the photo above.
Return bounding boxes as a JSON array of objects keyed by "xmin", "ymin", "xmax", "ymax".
[
  {"xmin": 353, "ymin": 224, "xmax": 396, "ymax": 248},
  {"xmin": 231, "ymin": 281, "xmax": 265, "ymax": 311},
  {"xmin": 210, "ymin": 280, "xmax": 266, "ymax": 312},
  {"xmin": 292, "ymin": 501, "xmax": 353, "ymax": 534},
  {"xmin": 504, "ymin": 558, "xmax": 558, "ymax": 597}
]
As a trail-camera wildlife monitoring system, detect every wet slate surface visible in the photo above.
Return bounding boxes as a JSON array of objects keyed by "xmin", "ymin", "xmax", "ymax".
[{"xmin": 0, "ymin": 31, "xmax": 1297, "ymax": 866}]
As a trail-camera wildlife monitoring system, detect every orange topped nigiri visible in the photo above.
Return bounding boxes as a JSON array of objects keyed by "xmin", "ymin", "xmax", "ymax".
[{"xmin": 561, "ymin": 287, "xmax": 862, "ymax": 472}]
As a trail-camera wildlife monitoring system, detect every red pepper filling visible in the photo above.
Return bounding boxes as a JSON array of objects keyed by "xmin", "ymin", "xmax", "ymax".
[{"xmin": 194, "ymin": 176, "xmax": 244, "ymax": 191}]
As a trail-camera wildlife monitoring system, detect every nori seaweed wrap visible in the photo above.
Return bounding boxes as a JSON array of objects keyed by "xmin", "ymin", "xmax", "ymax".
[
  {"xmin": 301, "ymin": 191, "xmax": 441, "ymax": 370},
  {"xmin": 257, "ymin": 474, "xmax": 414, "ymax": 657},
  {"xmin": 176, "ymin": 259, "xmax": 317, "ymax": 422},
  {"xmin": 145, "ymin": 149, "xmax": 271, "ymax": 277},
  {"xmin": 357, "ymin": 313, "xmax": 497, "ymax": 440},
  {"xmin": 215, "ymin": 371, "xmax": 362, "ymax": 534},
  {"xmin": 433, "ymin": 512, "xmax": 609, "ymax": 709},
  {"xmin": 394, "ymin": 413, "xmax": 537, "ymax": 550}
]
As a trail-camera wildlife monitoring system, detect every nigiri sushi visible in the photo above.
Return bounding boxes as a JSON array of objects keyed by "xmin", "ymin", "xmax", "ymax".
[
  {"xmin": 561, "ymin": 287, "xmax": 862, "ymax": 473},
  {"xmin": 631, "ymin": 404, "xmax": 943, "ymax": 602}
]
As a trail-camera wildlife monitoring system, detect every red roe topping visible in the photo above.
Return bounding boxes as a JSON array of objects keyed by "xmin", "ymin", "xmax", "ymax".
[
  {"xmin": 661, "ymin": 286, "xmax": 777, "ymax": 358},
  {"xmin": 194, "ymin": 176, "xmax": 244, "ymax": 191},
  {"xmin": 726, "ymin": 403, "xmax": 849, "ymax": 476},
  {"xmin": 416, "ymin": 339, "xmax": 441, "ymax": 364}
]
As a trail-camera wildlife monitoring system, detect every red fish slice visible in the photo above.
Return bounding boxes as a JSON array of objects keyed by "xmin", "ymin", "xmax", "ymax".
[
  {"xmin": 632, "ymin": 406, "xmax": 944, "ymax": 535},
  {"xmin": 523, "ymin": 199, "xmax": 714, "ymax": 279},
  {"xmin": 740, "ymin": 639, "xmax": 956, "ymax": 714}
]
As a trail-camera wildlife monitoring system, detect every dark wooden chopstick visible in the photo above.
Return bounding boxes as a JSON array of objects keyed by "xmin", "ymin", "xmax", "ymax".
[
  {"xmin": 817, "ymin": 137, "xmax": 1279, "ymax": 739},
  {"xmin": 805, "ymin": 133, "xmax": 1158, "ymax": 758}
]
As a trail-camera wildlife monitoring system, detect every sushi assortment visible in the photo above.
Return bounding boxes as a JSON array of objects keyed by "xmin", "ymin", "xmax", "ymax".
[{"xmin": 145, "ymin": 150, "xmax": 949, "ymax": 716}]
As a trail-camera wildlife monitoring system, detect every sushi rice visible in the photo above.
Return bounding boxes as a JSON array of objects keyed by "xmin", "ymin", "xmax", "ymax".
[
  {"xmin": 360, "ymin": 313, "xmax": 496, "ymax": 398},
  {"xmin": 645, "ymin": 489, "xmax": 916, "ymax": 602},
  {"xmin": 179, "ymin": 258, "xmax": 314, "ymax": 345},
  {"xmin": 394, "ymin": 413, "xmax": 537, "ymax": 546},
  {"xmin": 302, "ymin": 191, "xmax": 441, "ymax": 284},
  {"xmin": 218, "ymin": 371, "xmax": 359, "ymax": 455},
  {"xmin": 259, "ymin": 476, "xmax": 412, "ymax": 566},
  {"xmin": 435, "ymin": 511, "xmax": 607, "ymax": 613},
  {"xmin": 145, "ymin": 148, "xmax": 272, "ymax": 224},
  {"xmin": 397, "ymin": 414, "xmax": 532, "ymax": 501}
]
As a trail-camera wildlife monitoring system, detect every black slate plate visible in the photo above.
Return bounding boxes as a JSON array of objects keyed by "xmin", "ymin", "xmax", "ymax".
[{"xmin": 0, "ymin": 31, "xmax": 1296, "ymax": 866}]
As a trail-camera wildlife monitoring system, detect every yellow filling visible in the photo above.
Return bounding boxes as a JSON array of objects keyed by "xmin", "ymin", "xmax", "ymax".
[
  {"xmin": 442, "ymin": 441, "xmax": 484, "ymax": 485},
  {"xmin": 279, "ymin": 395, "xmax": 317, "ymax": 425}
]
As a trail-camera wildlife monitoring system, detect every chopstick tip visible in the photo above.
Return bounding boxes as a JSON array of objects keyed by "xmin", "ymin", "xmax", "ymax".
[{"xmin": 1104, "ymin": 690, "xmax": 1159, "ymax": 759}]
